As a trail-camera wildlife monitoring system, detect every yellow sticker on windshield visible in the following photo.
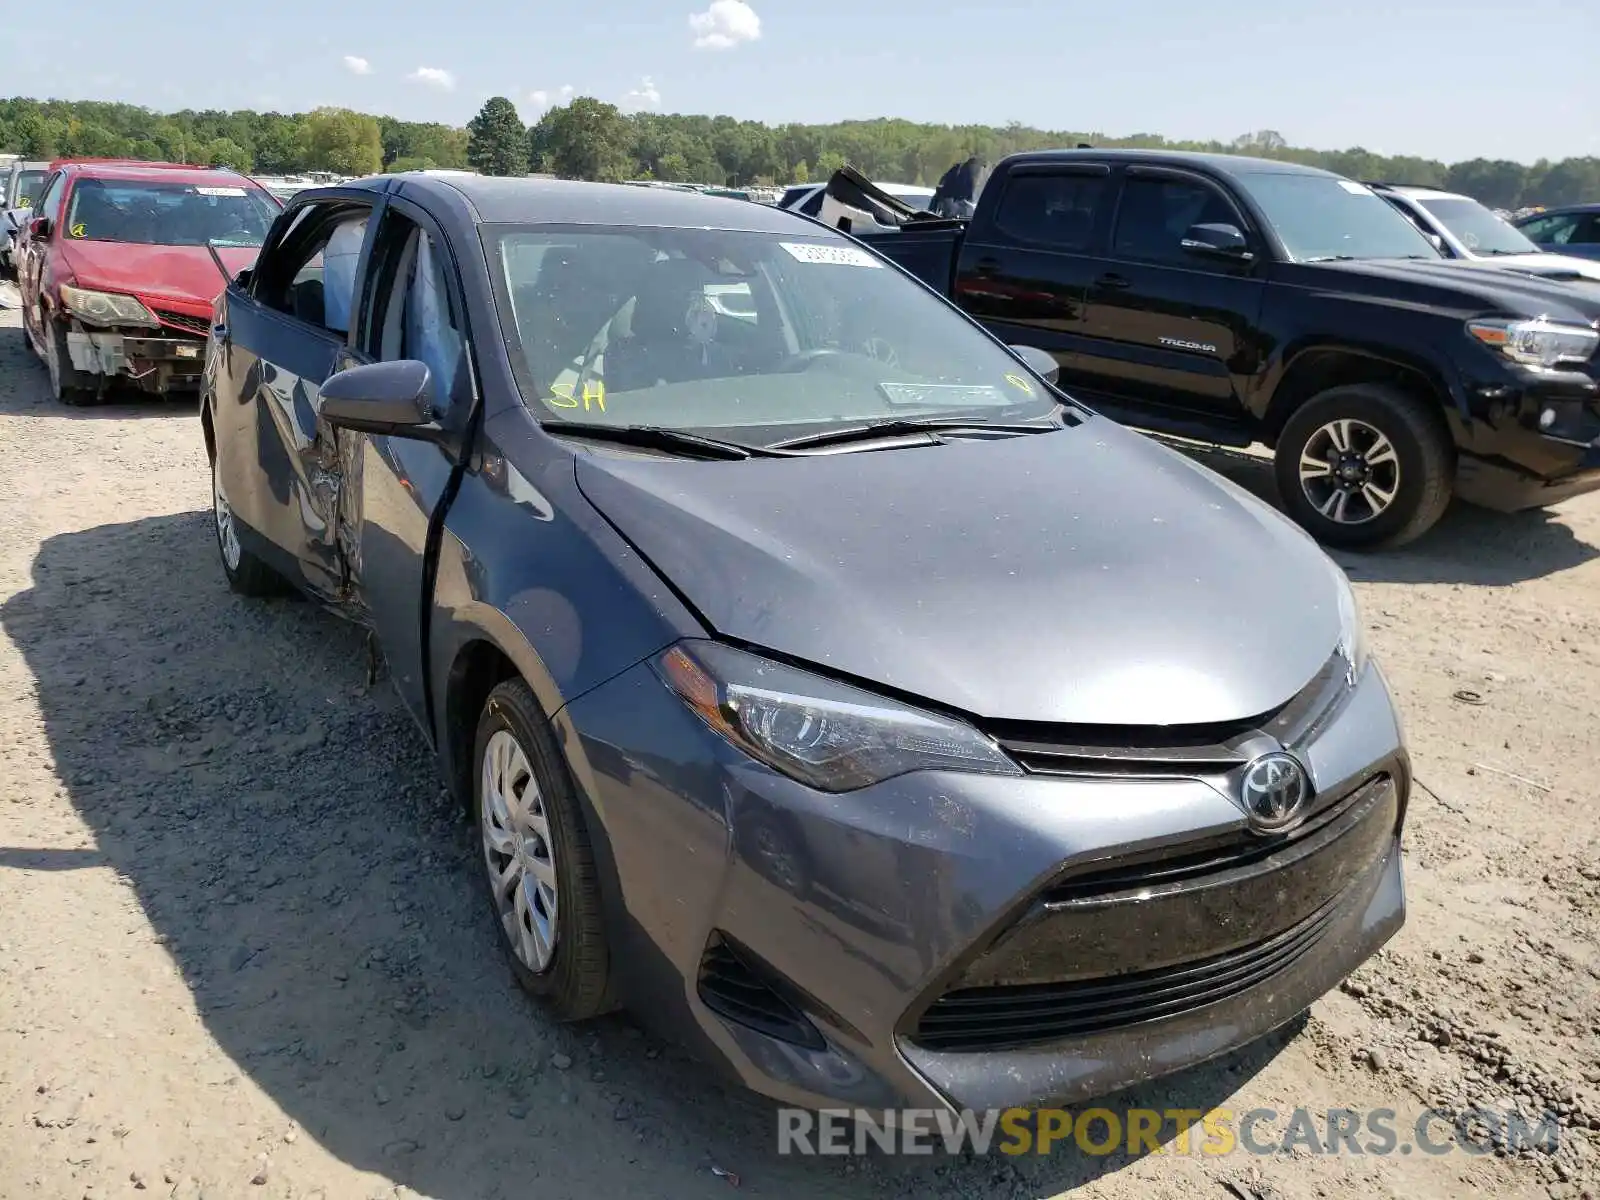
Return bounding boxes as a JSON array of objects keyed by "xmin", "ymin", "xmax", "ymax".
[
  {"xmin": 70, "ymin": 223, "xmax": 86, "ymax": 238},
  {"xmin": 17, "ymin": 198, "xmax": 30, "ymax": 208},
  {"xmin": 550, "ymin": 380, "xmax": 606, "ymax": 412},
  {"xmin": 1004, "ymin": 373, "xmax": 1034, "ymax": 396}
]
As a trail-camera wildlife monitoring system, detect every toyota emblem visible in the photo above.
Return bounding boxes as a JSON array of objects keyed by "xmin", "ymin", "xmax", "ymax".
[{"xmin": 1238, "ymin": 752, "xmax": 1311, "ymax": 834}]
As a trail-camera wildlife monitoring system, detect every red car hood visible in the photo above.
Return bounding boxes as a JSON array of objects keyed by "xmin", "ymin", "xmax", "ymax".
[{"xmin": 56, "ymin": 241, "xmax": 257, "ymax": 315}]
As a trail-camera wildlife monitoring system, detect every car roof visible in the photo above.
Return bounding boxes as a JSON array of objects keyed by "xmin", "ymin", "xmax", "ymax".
[
  {"xmin": 58, "ymin": 161, "xmax": 260, "ymax": 188},
  {"xmin": 1001, "ymin": 148, "xmax": 1341, "ymax": 179},
  {"xmin": 351, "ymin": 173, "xmax": 826, "ymax": 234}
]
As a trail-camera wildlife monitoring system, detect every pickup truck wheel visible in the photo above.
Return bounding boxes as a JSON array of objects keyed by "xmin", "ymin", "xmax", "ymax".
[
  {"xmin": 46, "ymin": 322, "xmax": 97, "ymax": 406},
  {"xmin": 473, "ymin": 678, "xmax": 612, "ymax": 1021},
  {"xmin": 1275, "ymin": 384, "xmax": 1454, "ymax": 550},
  {"xmin": 211, "ymin": 457, "xmax": 285, "ymax": 596}
]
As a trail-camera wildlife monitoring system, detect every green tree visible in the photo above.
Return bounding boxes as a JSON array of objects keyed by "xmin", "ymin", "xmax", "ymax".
[
  {"xmin": 204, "ymin": 137, "xmax": 253, "ymax": 172},
  {"xmin": 532, "ymin": 98, "xmax": 632, "ymax": 181},
  {"xmin": 299, "ymin": 108, "xmax": 383, "ymax": 176},
  {"xmin": 15, "ymin": 112, "xmax": 59, "ymax": 159},
  {"xmin": 467, "ymin": 97, "xmax": 528, "ymax": 177},
  {"xmin": 385, "ymin": 156, "xmax": 439, "ymax": 173}
]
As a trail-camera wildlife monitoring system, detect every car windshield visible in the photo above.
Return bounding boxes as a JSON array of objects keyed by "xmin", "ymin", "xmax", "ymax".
[
  {"xmin": 63, "ymin": 179, "xmax": 278, "ymax": 248},
  {"xmin": 489, "ymin": 224, "xmax": 1057, "ymax": 443},
  {"xmin": 1238, "ymin": 172, "xmax": 1442, "ymax": 262},
  {"xmin": 1417, "ymin": 197, "xmax": 1540, "ymax": 256},
  {"xmin": 15, "ymin": 170, "xmax": 45, "ymax": 208}
]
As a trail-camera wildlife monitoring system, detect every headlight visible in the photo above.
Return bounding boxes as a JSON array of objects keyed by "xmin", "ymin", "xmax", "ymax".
[
  {"xmin": 1466, "ymin": 316, "xmax": 1598, "ymax": 368},
  {"xmin": 58, "ymin": 284, "xmax": 159, "ymax": 328},
  {"xmin": 653, "ymin": 640, "xmax": 1021, "ymax": 793},
  {"xmin": 1333, "ymin": 567, "xmax": 1369, "ymax": 676}
]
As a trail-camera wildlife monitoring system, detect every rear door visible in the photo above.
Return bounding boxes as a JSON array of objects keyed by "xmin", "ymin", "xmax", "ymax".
[
  {"xmin": 214, "ymin": 191, "xmax": 381, "ymax": 599},
  {"xmin": 338, "ymin": 195, "xmax": 476, "ymax": 731},
  {"xmin": 1073, "ymin": 166, "xmax": 1267, "ymax": 421},
  {"xmin": 951, "ymin": 164, "xmax": 1112, "ymax": 366}
]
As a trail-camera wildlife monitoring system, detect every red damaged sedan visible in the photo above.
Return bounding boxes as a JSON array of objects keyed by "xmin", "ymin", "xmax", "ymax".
[{"xmin": 18, "ymin": 160, "xmax": 281, "ymax": 404}]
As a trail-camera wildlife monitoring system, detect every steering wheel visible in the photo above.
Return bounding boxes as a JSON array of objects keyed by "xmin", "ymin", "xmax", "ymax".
[{"xmin": 777, "ymin": 348, "xmax": 845, "ymax": 373}]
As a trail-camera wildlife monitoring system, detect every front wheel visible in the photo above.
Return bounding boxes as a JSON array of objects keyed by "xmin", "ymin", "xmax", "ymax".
[
  {"xmin": 473, "ymin": 678, "xmax": 613, "ymax": 1021},
  {"xmin": 46, "ymin": 321, "xmax": 97, "ymax": 406},
  {"xmin": 1274, "ymin": 383, "xmax": 1455, "ymax": 550},
  {"xmin": 211, "ymin": 455, "xmax": 285, "ymax": 596}
]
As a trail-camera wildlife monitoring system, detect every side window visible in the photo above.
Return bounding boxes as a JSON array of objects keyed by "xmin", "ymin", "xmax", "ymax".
[
  {"xmin": 369, "ymin": 215, "xmax": 468, "ymax": 412},
  {"xmin": 35, "ymin": 173, "xmax": 66, "ymax": 223},
  {"xmin": 1571, "ymin": 215, "xmax": 1600, "ymax": 246},
  {"xmin": 993, "ymin": 173, "xmax": 1106, "ymax": 251},
  {"xmin": 1112, "ymin": 176, "xmax": 1241, "ymax": 266},
  {"xmin": 259, "ymin": 205, "xmax": 370, "ymax": 336}
]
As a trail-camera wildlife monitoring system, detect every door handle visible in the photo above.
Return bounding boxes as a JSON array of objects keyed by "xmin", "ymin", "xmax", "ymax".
[
  {"xmin": 1096, "ymin": 273, "xmax": 1132, "ymax": 290},
  {"xmin": 972, "ymin": 256, "xmax": 1001, "ymax": 275}
]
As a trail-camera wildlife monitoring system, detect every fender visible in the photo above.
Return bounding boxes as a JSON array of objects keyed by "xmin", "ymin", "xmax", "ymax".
[{"xmin": 1256, "ymin": 335, "xmax": 1470, "ymax": 431}]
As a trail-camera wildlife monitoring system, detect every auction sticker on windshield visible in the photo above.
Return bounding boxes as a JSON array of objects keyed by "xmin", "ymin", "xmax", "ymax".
[
  {"xmin": 780, "ymin": 242, "xmax": 883, "ymax": 267},
  {"xmin": 878, "ymin": 382, "xmax": 1009, "ymax": 407},
  {"xmin": 194, "ymin": 187, "xmax": 248, "ymax": 197},
  {"xmin": 1338, "ymin": 181, "xmax": 1375, "ymax": 196}
]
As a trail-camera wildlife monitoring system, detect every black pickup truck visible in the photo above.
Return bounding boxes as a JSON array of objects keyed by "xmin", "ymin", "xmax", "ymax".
[{"xmin": 827, "ymin": 151, "xmax": 1600, "ymax": 549}]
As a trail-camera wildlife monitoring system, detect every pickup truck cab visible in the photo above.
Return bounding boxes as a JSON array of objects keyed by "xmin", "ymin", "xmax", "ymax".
[{"xmin": 848, "ymin": 150, "xmax": 1600, "ymax": 549}]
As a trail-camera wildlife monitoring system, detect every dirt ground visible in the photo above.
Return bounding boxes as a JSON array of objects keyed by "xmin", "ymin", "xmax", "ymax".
[{"xmin": 0, "ymin": 302, "xmax": 1596, "ymax": 1200}]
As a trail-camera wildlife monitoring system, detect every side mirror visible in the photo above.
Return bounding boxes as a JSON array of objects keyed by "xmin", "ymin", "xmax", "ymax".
[
  {"xmin": 1181, "ymin": 222, "xmax": 1253, "ymax": 262},
  {"xmin": 29, "ymin": 216, "xmax": 50, "ymax": 239},
  {"xmin": 1008, "ymin": 344, "xmax": 1060, "ymax": 386},
  {"xmin": 319, "ymin": 360, "xmax": 440, "ymax": 438}
]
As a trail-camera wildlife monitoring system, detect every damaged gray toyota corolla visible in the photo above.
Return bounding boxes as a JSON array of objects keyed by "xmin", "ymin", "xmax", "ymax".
[{"xmin": 204, "ymin": 175, "xmax": 1406, "ymax": 1117}]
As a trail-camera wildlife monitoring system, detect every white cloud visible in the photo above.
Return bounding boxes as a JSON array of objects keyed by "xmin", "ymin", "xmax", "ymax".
[
  {"xmin": 689, "ymin": 0, "xmax": 761, "ymax": 49},
  {"xmin": 619, "ymin": 76, "xmax": 662, "ymax": 114},
  {"xmin": 407, "ymin": 66, "xmax": 456, "ymax": 91},
  {"xmin": 342, "ymin": 55, "xmax": 373, "ymax": 76},
  {"xmin": 528, "ymin": 84, "xmax": 575, "ymax": 111}
]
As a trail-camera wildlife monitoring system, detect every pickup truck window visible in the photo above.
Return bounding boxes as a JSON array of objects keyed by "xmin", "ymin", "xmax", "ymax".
[
  {"xmin": 1237, "ymin": 172, "xmax": 1440, "ymax": 263},
  {"xmin": 492, "ymin": 225, "xmax": 1058, "ymax": 436},
  {"xmin": 994, "ymin": 174, "xmax": 1106, "ymax": 251},
  {"xmin": 1112, "ymin": 177, "xmax": 1241, "ymax": 265}
]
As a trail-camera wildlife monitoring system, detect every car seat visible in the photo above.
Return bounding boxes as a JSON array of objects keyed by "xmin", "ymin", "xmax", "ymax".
[{"xmin": 604, "ymin": 258, "xmax": 733, "ymax": 393}]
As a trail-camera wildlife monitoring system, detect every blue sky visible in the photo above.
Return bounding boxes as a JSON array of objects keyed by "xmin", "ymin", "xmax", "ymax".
[{"xmin": 6, "ymin": 0, "xmax": 1598, "ymax": 165}]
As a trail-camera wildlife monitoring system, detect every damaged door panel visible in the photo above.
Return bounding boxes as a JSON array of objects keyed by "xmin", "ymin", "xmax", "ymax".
[{"xmin": 218, "ymin": 198, "xmax": 377, "ymax": 602}]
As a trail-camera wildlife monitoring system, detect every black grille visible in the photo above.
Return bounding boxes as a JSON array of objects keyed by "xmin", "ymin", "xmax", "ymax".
[
  {"xmin": 912, "ymin": 896, "xmax": 1341, "ymax": 1052},
  {"xmin": 1041, "ymin": 777, "xmax": 1381, "ymax": 903},
  {"xmin": 697, "ymin": 937, "xmax": 823, "ymax": 1049},
  {"xmin": 152, "ymin": 308, "xmax": 210, "ymax": 337}
]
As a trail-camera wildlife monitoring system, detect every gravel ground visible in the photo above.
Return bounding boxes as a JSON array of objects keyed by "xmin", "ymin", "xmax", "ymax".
[{"xmin": 0, "ymin": 303, "xmax": 1596, "ymax": 1200}]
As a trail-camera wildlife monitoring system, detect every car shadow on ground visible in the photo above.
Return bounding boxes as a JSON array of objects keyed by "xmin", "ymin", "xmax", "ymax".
[
  {"xmin": 0, "ymin": 322, "xmax": 200, "ymax": 419},
  {"xmin": 3, "ymin": 510, "xmax": 1300, "ymax": 1199},
  {"xmin": 1153, "ymin": 436, "xmax": 1599, "ymax": 585}
]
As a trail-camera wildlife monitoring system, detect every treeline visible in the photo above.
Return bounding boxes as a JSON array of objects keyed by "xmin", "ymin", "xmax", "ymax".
[{"xmin": 4, "ymin": 95, "xmax": 1598, "ymax": 211}]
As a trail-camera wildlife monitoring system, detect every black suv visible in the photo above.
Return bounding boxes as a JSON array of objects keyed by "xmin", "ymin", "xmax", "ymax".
[{"xmin": 849, "ymin": 151, "xmax": 1600, "ymax": 548}]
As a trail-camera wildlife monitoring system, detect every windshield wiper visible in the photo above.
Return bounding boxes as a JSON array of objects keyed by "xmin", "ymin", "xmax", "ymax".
[
  {"xmin": 540, "ymin": 420, "xmax": 779, "ymax": 460},
  {"xmin": 771, "ymin": 416, "xmax": 1058, "ymax": 452}
]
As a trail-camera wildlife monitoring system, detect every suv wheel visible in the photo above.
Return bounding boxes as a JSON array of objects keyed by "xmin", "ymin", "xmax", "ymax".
[
  {"xmin": 472, "ymin": 678, "xmax": 613, "ymax": 1021},
  {"xmin": 1275, "ymin": 383, "xmax": 1454, "ymax": 550}
]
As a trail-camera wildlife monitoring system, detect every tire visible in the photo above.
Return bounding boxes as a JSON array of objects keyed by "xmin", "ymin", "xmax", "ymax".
[
  {"xmin": 1274, "ymin": 383, "xmax": 1454, "ymax": 550},
  {"xmin": 472, "ymin": 678, "xmax": 613, "ymax": 1021},
  {"xmin": 210, "ymin": 454, "xmax": 285, "ymax": 596},
  {"xmin": 46, "ymin": 320, "xmax": 98, "ymax": 406}
]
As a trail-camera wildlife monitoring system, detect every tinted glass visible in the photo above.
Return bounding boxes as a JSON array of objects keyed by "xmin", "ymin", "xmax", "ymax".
[
  {"xmin": 63, "ymin": 179, "xmax": 279, "ymax": 248},
  {"xmin": 1239, "ymin": 173, "xmax": 1440, "ymax": 262},
  {"xmin": 492, "ymin": 225, "xmax": 1055, "ymax": 440},
  {"xmin": 994, "ymin": 174, "xmax": 1106, "ymax": 251},
  {"xmin": 1417, "ymin": 197, "xmax": 1538, "ymax": 256},
  {"xmin": 1113, "ymin": 177, "xmax": 1240, "ymax": 264}
]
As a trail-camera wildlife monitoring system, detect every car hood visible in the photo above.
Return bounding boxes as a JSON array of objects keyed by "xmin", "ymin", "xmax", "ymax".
[
  {"xmin": 56, "ymin": 240, "xmax": 257, "ymax": 313},
  {"xmin": 575, "ymin": 420, "xmax": 1346, "ymax": 726},
  {"xmin": 1287, "ymin": 257, "xmax": 1600, "ymax": 323},
  {"xmin": 1471, "ymin": 251, "xmax": 1600, "ymax": 284}
]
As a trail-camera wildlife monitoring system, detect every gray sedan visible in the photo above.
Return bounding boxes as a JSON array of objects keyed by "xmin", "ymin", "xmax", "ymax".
[{"xmin": 201, "ymin": 173, "xmax": 1408, "ymax": 1114}]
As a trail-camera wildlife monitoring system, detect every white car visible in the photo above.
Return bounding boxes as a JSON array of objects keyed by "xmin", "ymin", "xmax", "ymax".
[
  {"xmin": 778, "ymin": 180, "xmax": 936, "ymax": 234},
  {"xmin": 1371, "ymin": 183, "xmax": 1600, "ymax": 283}
]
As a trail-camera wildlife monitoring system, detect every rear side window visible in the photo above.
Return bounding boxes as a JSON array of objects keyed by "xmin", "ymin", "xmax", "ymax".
[
  {"xmin": 1575, "ymin": 215, "xmax": 1600, "ymax": 246},
  {"xmin": 1112, "ymin": 176, "xmax": 1241, "ymax": 265},
  {"xmin": 993, "ymin": 173, "xmax": 1106, "ymax": 251}
]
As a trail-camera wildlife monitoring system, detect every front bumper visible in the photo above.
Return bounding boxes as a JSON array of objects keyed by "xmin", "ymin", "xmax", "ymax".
[
  {"xmin": 560, "ymin": 653, "xmax": 1409, "ymax": 1113},
  {"xmin": 1455, "ymin": 354, "xmax": 1600, "ymax": 511},
  {"xmin": 65, "ymin": 325, "xmax": 208, "ymax": 395}
]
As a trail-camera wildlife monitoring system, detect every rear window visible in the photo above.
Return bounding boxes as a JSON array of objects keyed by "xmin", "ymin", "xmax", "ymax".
[{"xmin": 63, "ymin": 178, "xmax": 279, "ymax": 248}]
